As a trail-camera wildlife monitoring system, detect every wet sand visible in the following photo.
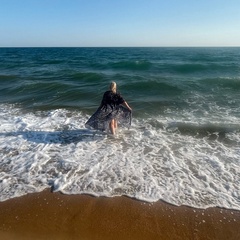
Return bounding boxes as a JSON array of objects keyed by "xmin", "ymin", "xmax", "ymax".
[{"xmin": 0, "ymin": 189, "xmax": 239, "ymax": 240}]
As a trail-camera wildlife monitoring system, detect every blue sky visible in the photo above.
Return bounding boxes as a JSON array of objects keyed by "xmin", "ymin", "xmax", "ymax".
[{"xmin": 0, "ymin": 0, "xmax": 240, "ymax": 47}]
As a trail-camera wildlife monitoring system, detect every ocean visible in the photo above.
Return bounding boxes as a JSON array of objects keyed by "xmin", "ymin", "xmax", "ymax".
[{"xmin": 0, "ymin": 47, "xmax": 239, "ymax": 210}]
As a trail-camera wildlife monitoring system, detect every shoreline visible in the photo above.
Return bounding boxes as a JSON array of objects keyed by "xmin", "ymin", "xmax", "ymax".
[{"xmin": 0, "ymin": 189, "xmax": 239, "ymax": 240}]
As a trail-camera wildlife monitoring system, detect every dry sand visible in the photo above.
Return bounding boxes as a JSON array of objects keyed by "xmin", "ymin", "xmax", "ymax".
[{"xmin": 0, "ymin": 189, "xmax": 239, "ymax": 240}]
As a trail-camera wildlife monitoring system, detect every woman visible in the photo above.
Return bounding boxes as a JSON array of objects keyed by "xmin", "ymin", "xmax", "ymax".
[{"xmin": 85, "ymin": 82, "xmax": 132, "ymax": 135}]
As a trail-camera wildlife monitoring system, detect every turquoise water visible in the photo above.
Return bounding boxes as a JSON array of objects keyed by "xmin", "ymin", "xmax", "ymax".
[
  {"xmin": 0, "ymin": 47, "xmax": 239, "ymax": 209},
  {"xmin": 1, "ymin": 47, "xmax": 240, "ymax": 114}
]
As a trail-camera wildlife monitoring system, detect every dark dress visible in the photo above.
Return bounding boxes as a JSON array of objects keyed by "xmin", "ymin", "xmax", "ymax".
[{"xmin": 85, "ymin": 91, "xmax": 132, "ymax": 132}]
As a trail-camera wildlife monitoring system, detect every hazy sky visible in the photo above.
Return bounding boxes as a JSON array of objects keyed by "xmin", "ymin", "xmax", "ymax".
[{"xmin": 1, "ymin": 0, "xmax": 240, "ymax": 47}]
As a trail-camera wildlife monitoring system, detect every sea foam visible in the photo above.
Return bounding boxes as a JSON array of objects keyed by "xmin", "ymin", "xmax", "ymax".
[{"xmin": 0, "ymin": 104, "xmax": 239, "ymax": 210}]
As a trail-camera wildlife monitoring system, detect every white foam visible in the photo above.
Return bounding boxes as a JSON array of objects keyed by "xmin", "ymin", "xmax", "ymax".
[{"xmin": 0, "ymin": 104, "xmax": 239, "ymax": 210}]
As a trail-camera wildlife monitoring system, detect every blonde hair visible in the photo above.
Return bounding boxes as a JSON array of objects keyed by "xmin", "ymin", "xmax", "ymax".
[{"xmin": 109, "ymin": 81, "xmax": 117, "ymax": 93}]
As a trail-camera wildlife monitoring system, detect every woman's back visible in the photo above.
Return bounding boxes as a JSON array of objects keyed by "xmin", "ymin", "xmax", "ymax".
[{"xmin": 101, "ymin": 91, "xmax": 124, "ymax": 108}]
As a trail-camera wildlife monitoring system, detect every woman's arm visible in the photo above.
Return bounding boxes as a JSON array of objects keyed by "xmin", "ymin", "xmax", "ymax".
[{"xmin": 122, "ymin": 101, "xmax": 132, "ymax": 112}]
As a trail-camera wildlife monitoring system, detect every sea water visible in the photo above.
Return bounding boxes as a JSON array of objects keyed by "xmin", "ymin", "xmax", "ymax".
[{"xmin": 0, "ymin": 47, "xmax": 239, "ymax": 210}]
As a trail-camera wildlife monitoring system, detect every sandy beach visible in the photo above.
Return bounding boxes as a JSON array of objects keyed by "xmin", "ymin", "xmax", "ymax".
[{"xmin": 0, "ymin": 189, "xmax": 239, "ymax": 240}]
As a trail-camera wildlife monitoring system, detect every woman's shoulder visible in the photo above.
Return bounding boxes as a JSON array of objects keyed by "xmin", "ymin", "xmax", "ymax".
[
  {"xmin": 102, "ymin": 90, "xmax": 111, "ymax": 98},
  {"xmin": 103, "ymin": 90, "xmax": 123, "ymax": 100},
  {"xmin": 103, "ymin": 90, "xmax": 112, "ymax": 95}
]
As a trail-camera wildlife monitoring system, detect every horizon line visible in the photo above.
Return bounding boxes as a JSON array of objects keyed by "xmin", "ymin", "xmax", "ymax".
[{"xmin": 1, "ymin": 46, "xmax": 240, "ymax": 48}]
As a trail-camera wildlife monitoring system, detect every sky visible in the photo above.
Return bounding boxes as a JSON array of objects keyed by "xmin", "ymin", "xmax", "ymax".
[{"xmin": 0, "ymin": 0, "xmax": 240, "ymax": 47}]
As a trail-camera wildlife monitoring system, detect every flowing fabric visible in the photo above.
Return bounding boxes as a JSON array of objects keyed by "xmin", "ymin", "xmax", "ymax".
[{"xmin": 85, "ymin": 91, "xmax": 132, "ymax": 132}]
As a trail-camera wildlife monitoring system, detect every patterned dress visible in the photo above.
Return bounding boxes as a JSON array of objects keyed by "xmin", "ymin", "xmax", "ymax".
[{"xmin": 85, "ymin": 91, "xmax": 132, "ymax": 132}]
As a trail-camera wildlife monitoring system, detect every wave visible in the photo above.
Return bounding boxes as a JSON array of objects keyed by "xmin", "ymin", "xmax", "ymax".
[
  {"xmin": 109, "ymin": 60, "xmax": 152, "ymax": 71},
  {"xmin": 171, "ymin": 63, "xmax": 208, "ymax": 74},
  {"xmin": 166, "ymin": 121, "xmax": 239, "ymax": 143},
  {"xmin": 0, "ymin": 105, "xmax": 239, "ymax": 210},
  {"xmin": 71, "ymin": 72, "xmax": 105, "ymax": 82},
  {"xmin": 125, "ymin": 79, "xmax": 183, "ymax": 95},
  {"xmin": 201, "ymin": 77, "xmax": 240, "ymax": 90},
  {"xmin": 162, "ymin": 63, "xmax": 239, "ymax": 75},
  {"xmin": 0, "ymin": 75, "xmax": 18, "ymax": 81}
]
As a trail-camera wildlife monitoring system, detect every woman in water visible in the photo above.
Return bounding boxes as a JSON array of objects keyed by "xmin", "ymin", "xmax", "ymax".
[{"xmin": 85, "ymin": 82, "xmax": 132, "ymax": 135}]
